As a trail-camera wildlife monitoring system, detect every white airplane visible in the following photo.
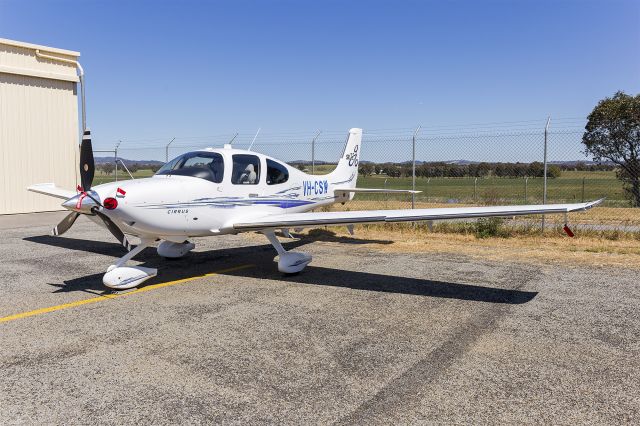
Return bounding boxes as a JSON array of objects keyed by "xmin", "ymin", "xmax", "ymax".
[{"xmin": 29, "ymin": 128, "xmax": 602, "ymax": 290}]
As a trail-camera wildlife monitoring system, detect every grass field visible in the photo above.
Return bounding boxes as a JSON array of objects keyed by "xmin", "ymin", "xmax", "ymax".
[
  {"xmin": 307, "ymin": 168, "xmax": 628, "ymax": 206},
  {"xmin": 93, "ymin": 168, "xmax": 639, "ymax": 226},
  {"xmin": 327, "ymin": 200, "xmax": 640, "ymax": 227},
  {"xmin": 93, "ymin": 169, "xmax": 155, "ymax": 185},
  {"xmin": 96, "ymin": 167, "xmax": 624, "ymax": 204}
]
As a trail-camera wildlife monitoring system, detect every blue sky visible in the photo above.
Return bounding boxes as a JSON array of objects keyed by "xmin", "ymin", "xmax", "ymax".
[{"xmin": 1, "ymin": 0, "xmax": 639, "ymax": 161}]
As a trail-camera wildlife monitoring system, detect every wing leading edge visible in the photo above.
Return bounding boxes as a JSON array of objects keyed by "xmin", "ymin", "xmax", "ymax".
[
  {"xmin": 232, "ymin": 199, "xmax": 604, "ymax": 232},
  {"xmin": 28, "ymin": 183, "xmax": 76, "ymax": 200}
]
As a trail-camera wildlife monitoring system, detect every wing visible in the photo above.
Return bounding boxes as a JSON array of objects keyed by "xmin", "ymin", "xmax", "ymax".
[
  {"xmin": 28, "ymin": 183, "xmax": 76, "ymax": 200},
  {"xmin": 232, "ymin": 199, "xmax": 604, "ymax": 232}
]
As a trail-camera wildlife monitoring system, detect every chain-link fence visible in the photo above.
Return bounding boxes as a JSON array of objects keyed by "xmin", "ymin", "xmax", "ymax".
[{"xmin": 94, "ymin": 120, "xmax": 640, "ymax": 233}]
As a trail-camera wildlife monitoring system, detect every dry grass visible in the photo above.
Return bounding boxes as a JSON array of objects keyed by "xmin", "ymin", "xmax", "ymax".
[
  {"xmin": 325, "ymin": 200, "xmax": 640, "ymax": 226},
  {"xmin": 250, "ymin": 200, "xmax": 640, "ymax": 269},
  {"xmin": 287, "ymin": 225, "xmax": 640, "ymax": 270}
]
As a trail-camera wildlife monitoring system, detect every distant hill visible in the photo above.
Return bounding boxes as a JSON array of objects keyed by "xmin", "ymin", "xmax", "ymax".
[
  {"xmin": 402, "ymin": 159, "xmax": 615, "ymax": 166},
  {"xmin": 96, "ymin": 156, "xmax": 614, "ymax": 168},
  {"xmin": 287, "ymin": 160, "xmax": 332, "ymax": 165},
  {"xmin": 549, "ymin": 160, "xmax": 615, "ymax": 166},
  {"xmin": 95, "ymin": 157, "xmax": 164, "ymax": 166}
]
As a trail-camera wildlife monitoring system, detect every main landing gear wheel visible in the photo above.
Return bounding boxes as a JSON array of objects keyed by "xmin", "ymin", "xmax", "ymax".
[
  {"xmin": 264, "ymin": 231, "xmax": 312, "ymax": 274},
  {"xmin": 157, "ymin": 240, "xmax": 195, "ymax": 259},
  {"xmin": 103, "ymin": 238, "xmax": 157, "ymax": 290}
]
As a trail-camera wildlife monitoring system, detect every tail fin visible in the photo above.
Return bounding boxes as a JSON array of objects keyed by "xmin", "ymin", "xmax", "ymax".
[{"xmin": 328, "ymin": 128, "xmax": 362, "ymax": 191}]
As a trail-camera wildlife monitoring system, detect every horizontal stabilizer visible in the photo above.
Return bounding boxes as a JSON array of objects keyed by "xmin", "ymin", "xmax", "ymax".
[
  {"xmin": 334, "ymin": 187, "xmax": 422, "ymax": 194},
  {"xmin": 28, "ymin": 183, "xmax": 76, "ymax": 200}
]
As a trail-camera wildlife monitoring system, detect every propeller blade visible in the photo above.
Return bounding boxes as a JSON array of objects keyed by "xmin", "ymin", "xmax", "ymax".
[
  {"xmin": 94, "ymin": 210, "xmax": 134, "ymax": 251},
  {"xmin": 51, "ymin": 212, "xmax": 80, "ymax": 236},
  {"xmin": 79, "ymin": 128, "xmax": 95, "ymax": 191}
]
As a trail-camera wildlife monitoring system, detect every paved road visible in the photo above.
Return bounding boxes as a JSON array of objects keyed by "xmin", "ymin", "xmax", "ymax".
[{"xmin": 0, "ymin": 212, "xmax": 638, "ymax": 424}]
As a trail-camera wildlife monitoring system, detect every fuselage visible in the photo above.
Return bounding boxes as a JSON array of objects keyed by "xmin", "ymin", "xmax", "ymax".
[{"xmin": 80, "ymin": 146, "xmax": 355, "ymax": 241}]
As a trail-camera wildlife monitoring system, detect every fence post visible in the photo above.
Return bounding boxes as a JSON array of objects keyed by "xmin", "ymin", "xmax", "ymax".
[
  {"xmin": 311, "ymin": 130, "xmax": 321, "ymax": 174},
  {"xmin": 542, "ymin": 117, "xmax": 551, "ymax": 231},
  {"xmin": 525, "ymin": 176, "xmax": 528, "ymax": 203},
  {"xmin": 582, "ymin": 177, "xmax": 585, "ymax": 202},
  {"xmin": 412, "ymin": 126, "xmax": 421, "ymax": 209},
  {"xmin": 474, "ymin": 177, "xmax": 478, "ymax": 201},
  {"xmin": 426, "ymin": 178, "xmax": 430, "ymax": 202},
  {"xmin": 165, "ymin": 137, "xmax": 175, "ymax": 162},
  {"xmin": 114, "ymin": 141, "xmax": 121, "ymax": 182},
  {"xmin": 384, "ymin": 178, "xmax": 388, "ymax": 209}
]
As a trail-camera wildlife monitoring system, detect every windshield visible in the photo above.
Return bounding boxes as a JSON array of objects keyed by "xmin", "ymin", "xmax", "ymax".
[{"xmin": 156, "ymin": 151, "xmax": 224, "ymax": 183}]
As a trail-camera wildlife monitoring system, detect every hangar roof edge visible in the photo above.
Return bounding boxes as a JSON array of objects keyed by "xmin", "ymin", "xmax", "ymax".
[{"xmin": 0, "ymin": 38, "xmax": 80, "ymax": 57}]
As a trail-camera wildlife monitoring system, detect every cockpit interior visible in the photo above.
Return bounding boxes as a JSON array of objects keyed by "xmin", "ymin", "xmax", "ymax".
[{"xmin": 155, "ymin": 151, "xmax": 289, "ymax": 185}]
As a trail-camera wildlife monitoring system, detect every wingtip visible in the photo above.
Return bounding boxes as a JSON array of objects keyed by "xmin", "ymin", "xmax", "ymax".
[
  {"xmin": 564, "ymin": 198, "xmax": 605, "ymax": 212},
  {"xmin": 582, "ymin": 198, "xmax": 606, "ymax": 210}
]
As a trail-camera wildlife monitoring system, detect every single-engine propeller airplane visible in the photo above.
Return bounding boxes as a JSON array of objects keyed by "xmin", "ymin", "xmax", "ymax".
[{"xmin": 29, "ymin": 127, "xmax": 603, "ymax": 290}]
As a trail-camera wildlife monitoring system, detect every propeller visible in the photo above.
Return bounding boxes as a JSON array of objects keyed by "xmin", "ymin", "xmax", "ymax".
[
  {"xmin": 52, "ymin": 212, "xmax": 80, "ymax": 236},
  {"xmin": 51, "ymin": 128, "xmax": 94, "ymax": 236},
  {"xmin": 79, "ymin": 129, "xmax": 95, "ymax": 191},
  {"xmin": 94, "ymin": 210, "xmax": 134, "ymax": 251},
  {"xmin": 51, "ymin": 128, "xmax": 133, "ymax": 251}
]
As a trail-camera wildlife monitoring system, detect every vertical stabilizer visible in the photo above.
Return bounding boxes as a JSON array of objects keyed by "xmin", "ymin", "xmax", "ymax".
[{"xmin": 328, "ymin": 128, "xmax": 362, "ymax": 190}]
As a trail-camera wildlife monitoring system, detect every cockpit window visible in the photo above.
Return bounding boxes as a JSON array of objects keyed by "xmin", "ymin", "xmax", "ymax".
[
  {"xmin": 155, "ymin": 152, "xmax": 224, "ymax": 183},
  {"xmin": 266, "ymin": 159, "xmax": 289, "ymax": 185},
  {"xmin": 232, "ymin": 154, "xmax": 261, "ymax": 185}
]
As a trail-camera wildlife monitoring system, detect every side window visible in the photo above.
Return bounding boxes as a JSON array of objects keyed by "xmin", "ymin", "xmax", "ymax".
[
  {"xmin": 232, "ymin": 154, "xmax": 260, "ymax": 185},
  {"xmin": 266, "ymin": 159, "xmax": 289, "ymax": 185}
]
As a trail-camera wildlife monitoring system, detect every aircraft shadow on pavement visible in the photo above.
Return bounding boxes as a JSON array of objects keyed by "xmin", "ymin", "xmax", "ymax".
[
  {"xmin": 294, "ymin": 229, "xmax": 393, "ymax": 245},
  {"xmin": 27, "ymin": 235, "xmax": 536, "ymax": 304},
  {"xmin": 219, "ymin": 264, "xmax": 537, "ymax": 304},
  {"xmin": 25, "ymin": 235, "xmax": 133, "ymax": 257}
]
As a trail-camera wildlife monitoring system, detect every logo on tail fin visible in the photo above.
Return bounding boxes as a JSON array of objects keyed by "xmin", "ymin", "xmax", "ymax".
[{"xmin": 346, "ymin": 145, "xmax": 359, "ymax": 167}]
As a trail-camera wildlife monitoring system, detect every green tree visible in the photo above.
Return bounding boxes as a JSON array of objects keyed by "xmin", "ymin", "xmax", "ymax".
[
  {"xmin": 476, "ymin": 162, "xmax": 491, "ymax": 177},
  {"xmin": 527, "ymin": 161, "xmax": 544, "ymax": 177},
  {"xmin": 583, "ymin": 91, "xmax": 640, "ymax": 206},
  {"xmin": 358, "ymin": 163, "xmax": 374, "ymax": 176},
  {"xmin": 100, "ymin": 162, "xmax": 115, "ymax": 175},
  {"xmin": 547, "ymin": 165, "xmax": 562, "ymax": 179}
]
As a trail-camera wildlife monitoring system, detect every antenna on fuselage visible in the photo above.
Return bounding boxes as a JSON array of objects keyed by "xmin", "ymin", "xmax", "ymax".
[
  {"xmin": 247, "ymin": 127, "xmax": 261, "ymax": 151},
  {"xmin": 228, "ymin": 133, "xmax": 239, "ymax": 145}
]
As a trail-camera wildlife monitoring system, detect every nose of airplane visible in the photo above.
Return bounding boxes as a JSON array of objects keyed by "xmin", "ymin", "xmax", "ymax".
[{"xmin": 62, "ymin": 190, "xmax": 101, "ymax": 214}]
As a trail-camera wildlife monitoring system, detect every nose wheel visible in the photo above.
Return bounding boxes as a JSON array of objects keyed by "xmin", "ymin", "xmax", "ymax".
[{"xmin": 103, "ymin": 239, "xmax": 157, "ymax": 290}]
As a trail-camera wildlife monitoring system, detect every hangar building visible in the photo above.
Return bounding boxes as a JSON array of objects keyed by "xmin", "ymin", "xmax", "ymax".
[{"xmin": 0, "ymin": 38, "xmax": 80, "ymax": 214}]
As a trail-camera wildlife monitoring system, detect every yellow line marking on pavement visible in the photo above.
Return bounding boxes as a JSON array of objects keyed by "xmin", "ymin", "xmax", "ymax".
[{"xmin": 0, "ymin": 264, "xmax": 254, "ymax": 324}]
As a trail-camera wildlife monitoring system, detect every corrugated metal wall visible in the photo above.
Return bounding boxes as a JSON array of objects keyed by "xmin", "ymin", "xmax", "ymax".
[{"xmin": 0, "ymin": 39, "xmax": 79, "ymax": 214}]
